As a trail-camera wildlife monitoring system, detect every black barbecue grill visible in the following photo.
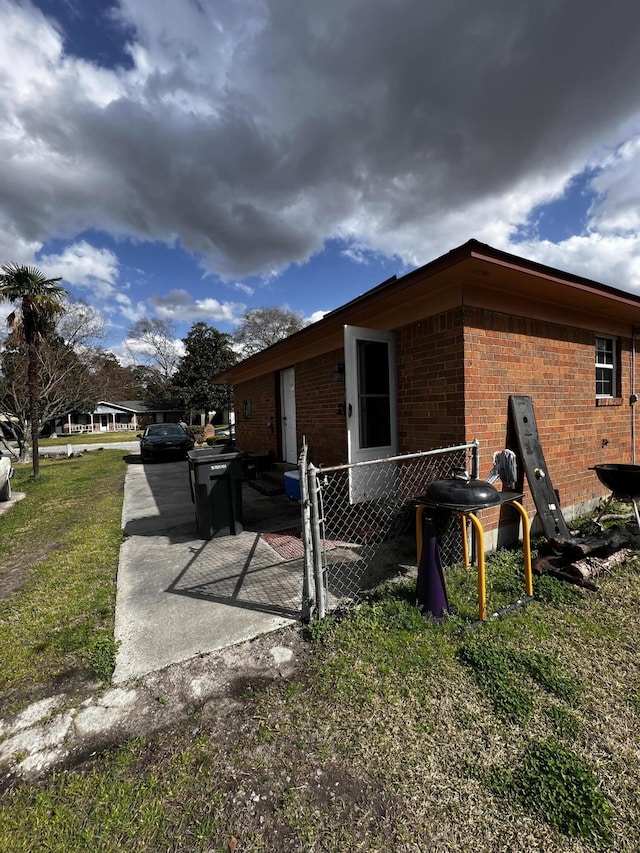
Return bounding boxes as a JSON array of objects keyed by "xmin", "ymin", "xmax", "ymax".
[
  {"xmin": 420, "ymin": 469, "xmax": 502, "ymax": 511},
  {"xmin": 416, "ymin": 470, "xmax": 533, "ymax": 621},
  {"xmin": 590, "ymin": 463, "xmax": 640, "ymax": 529}
]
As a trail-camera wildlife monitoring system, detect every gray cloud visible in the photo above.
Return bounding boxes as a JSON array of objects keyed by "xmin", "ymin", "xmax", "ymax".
[
  {"xmin": 148, "ymin": 289, "xmax": 246, "ymax": 324},
  {"xmin": 1, "ymin": 0, "xmax": 640, "ymax": 284}
]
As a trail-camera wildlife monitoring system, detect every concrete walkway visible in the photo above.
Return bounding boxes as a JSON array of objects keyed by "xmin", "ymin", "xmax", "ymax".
[
  {"xmin": 3, "ymin": 440, "xmax": 304, "ymax": 680},
  {"xmin": 114, "ymin": 456, "xmax": 304, "ymax": 682}
]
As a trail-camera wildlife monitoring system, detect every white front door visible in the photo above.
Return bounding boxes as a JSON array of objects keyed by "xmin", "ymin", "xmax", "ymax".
[
  {"xmin": 344, "ymin": 325, "xmax": 398, "ymax": 502},
  {"xmin": 280, "ymin": 367, "xmax": 298, "ymax": 464}
]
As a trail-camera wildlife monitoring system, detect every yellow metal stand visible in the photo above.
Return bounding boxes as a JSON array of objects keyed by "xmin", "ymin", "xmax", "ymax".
[{"xmin": 416, "ymin": 499, "xmax": 532, "ymax": 622}]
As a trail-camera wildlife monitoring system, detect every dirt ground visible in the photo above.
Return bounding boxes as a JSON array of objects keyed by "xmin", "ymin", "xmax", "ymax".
[{"xmin": 0, "ymin": 623, "xmax": 308, "ymax": 786}]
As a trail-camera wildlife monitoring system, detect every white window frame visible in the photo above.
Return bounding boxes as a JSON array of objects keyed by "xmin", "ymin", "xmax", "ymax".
[{"xmin": 595, "ymin": 336, "xmax": 616, "ymax": 398}]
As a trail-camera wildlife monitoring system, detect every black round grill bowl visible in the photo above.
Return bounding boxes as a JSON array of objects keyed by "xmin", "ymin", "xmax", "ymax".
[
  {"xmin": 421, "ymin": 476, "xmax": 501, "ymax": 511},
  {"xmin": 590, "ymin": 464, "xmax": 640, "ymax": 499}
]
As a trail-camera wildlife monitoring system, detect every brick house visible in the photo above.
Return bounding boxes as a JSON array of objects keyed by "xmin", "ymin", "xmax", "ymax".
[{"xmin": 212, "ymin": 240, "xmax": 640, "ymax": 542}]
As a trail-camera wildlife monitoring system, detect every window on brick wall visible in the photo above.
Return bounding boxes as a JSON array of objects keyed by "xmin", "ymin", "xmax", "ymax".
[{"xmin": 595, "ymin": 336, "xmax": 616, "ymax": 398}]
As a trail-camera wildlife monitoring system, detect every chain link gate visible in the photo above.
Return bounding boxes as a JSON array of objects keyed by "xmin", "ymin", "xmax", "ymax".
[{"xmin": 299, "ymin": 441, "xmax": 479, "ymax": 620}]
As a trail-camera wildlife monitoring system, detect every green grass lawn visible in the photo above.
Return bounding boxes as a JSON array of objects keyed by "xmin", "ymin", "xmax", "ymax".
[
  {"xmin": 39, "ymin": 431, "xmax": 140, "ymax": 446},
  {"xmin": 0, "ymin": 456, "xmax": 639, "ymax": 851},
  {"xmin": 0, "ymin": 452, "xmax": 127, "ymax": 711}
]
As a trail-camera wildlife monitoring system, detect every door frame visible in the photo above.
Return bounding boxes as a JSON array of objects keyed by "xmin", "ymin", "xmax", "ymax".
[
  {"xmin": 344, "ymin": 325, "xmax": 398, "ymax": 465},
  {"xmin": 279, "ymin": 367, "xmax": 298, "ymax": 464}
]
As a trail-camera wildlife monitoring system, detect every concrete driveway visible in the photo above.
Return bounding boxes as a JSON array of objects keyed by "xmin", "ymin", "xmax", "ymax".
[{"xmin": 113, "ymin": 455, "xmax": 304, "ymax": 683}]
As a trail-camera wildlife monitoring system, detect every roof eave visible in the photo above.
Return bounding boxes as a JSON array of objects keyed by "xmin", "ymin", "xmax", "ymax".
[{"xmin": 212, "ymin": 239, "xmax": 640, "ymax": 384}]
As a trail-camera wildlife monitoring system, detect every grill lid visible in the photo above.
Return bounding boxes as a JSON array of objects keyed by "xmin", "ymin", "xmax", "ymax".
[{"xmin": 422, "ymin": 469, "xmax": 501, "ymax": 510}]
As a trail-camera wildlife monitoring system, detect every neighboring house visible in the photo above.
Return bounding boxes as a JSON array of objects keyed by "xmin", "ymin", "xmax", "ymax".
[
  {"xmin": 54, "ymin": 401, "xmax": 185, "ymax": 435},
  {"xmin": 212, "ymin": 239, "xmax": 640, "ymax": 543}
]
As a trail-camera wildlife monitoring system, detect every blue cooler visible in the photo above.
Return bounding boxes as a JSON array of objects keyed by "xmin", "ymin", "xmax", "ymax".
[{"xmin": 284, "ymin": 470, "xmax": 301, "ymax": 500}]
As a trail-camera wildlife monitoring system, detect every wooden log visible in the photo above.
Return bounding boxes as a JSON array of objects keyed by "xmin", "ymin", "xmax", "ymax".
[
  {"xmin": 533, "ymin": 544, "xmax": 636, "ymax": 589},
  {"xmin": 563, "ymin": 548, "xmax": 635, "ymax": 582}
]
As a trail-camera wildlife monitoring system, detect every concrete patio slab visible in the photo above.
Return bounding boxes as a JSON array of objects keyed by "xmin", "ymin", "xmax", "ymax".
[{"xmin": 113, "ymin": 456, "xmax": 304, "ymax": 683}]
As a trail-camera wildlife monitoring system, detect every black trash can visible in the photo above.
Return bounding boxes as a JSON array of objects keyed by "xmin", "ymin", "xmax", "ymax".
[{"xmin": 188, "ymin": 446, "xmax": 244, "ymax": 539}]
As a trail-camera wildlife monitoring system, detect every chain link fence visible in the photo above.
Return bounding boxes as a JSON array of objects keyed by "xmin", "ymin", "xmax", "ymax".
[{"xmin": 301, "ymin": 442, "xmax": 479, "ymax": 618}]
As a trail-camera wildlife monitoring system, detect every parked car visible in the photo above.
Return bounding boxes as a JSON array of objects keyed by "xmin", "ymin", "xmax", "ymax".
[
  {"xmin": 214, "ymin": 424, "xmax": 236, "ymax": 440},
  {"xmin": 139, "ymin": 423, "xmax": 195, "ymax": 462},
  {"xmin": 0, "ymin": 453, "xmax": 13, "ymax": 501}
]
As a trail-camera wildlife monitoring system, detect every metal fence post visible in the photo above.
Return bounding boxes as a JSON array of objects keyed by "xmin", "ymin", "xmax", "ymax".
[
  {"xmin": 307, "ymin": 463, "xmax": 327, "ymax": 619},
  {"xmin": 298, "ymin": 442, "xmax": 314, "ymax": 622}
]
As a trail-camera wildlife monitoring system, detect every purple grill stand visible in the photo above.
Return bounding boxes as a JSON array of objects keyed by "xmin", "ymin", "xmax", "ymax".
[{"xmin": 416, "ymin": 518, "xmax": 450, "ymax": 623}]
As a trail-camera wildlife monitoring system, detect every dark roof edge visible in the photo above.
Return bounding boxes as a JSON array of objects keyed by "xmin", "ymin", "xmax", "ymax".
[
  {"xmin": 464, "ymin": 239, "xmax": 640, "ymax": 305},
  {"xmin": 213, "ymin": 238, "xmax": 640, "ymax": 381}
]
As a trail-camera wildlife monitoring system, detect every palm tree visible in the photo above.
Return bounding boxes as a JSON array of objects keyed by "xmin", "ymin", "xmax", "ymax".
[{"xmin": 0, "ymin": 263, "xmax": 66, "ymax": 477}]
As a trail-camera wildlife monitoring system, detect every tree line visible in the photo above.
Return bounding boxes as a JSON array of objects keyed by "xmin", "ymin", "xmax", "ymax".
[{"xmin": 0, "ymin": 263, "xmax": 306, "ymax": 475}]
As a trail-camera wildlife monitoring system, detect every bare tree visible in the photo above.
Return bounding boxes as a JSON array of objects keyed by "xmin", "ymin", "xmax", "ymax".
[
  {"xmin": 0, "ymin": 334, "xmax": 96, "ymax": 460},
  {"xmin": 0, "ymin": 295, "xmax": 113, "ymax": 460},
  {"xmin": 57, "ymin": 299, "xmax": 105, "ymax": 351},
  {"xmin": 232, "ymin": 307, "xmax": 307, "ymax": 357},
  {"xmin": 125, "ymin": 318, "xmax": 182, "ymax": 401}
]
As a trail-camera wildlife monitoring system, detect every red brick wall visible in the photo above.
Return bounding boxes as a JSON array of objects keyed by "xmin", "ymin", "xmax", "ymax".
[
  {"xmin": 233, "ymin": 310, "xmax": 465, "ymax": 466},
  {"xmin": 231, "ymin": 352, "xmax": 349, "ymax": 464},
  {"xmin": 462, "ymin": 306, "xmax": 638, "ymax": 524},
  {"xmin": 231, "ymin": 375, "xmax": 279, "ymax": 456},
  {"xmin": 231, "ymin": 304, "xmax": 640, "ymax": 544},
  {"xmin": 295, "ymin": 349, "xmax": 348, "ymax": 466},
  {"xmin": 290, "ymin": 317, "xmax": 467, "ymax": 465},
  {"xmin": 396, "ymin": 308, "xmax": 466, "ymax": 451}
]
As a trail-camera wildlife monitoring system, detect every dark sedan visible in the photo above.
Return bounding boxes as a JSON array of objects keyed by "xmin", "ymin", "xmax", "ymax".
[{"xmin": 139, "ymin": 423, "xmax": 194, "ymax": 462}]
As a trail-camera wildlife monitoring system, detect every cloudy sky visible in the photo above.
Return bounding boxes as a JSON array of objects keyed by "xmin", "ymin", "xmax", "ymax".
[{"xmin": 2, "ymin": 0, "xmax": 640, "ymax": 357}]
